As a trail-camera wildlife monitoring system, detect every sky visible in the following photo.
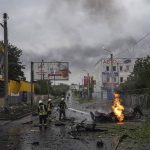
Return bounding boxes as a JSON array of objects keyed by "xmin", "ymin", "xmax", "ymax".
[{"xmin": 0, "ymin": 0, "xmax": 150, "ymax": 84}]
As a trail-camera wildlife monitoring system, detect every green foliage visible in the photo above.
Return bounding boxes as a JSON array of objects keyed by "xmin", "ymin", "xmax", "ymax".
[
  {"xmin": 35, "ymin": 80, "xmax": 49, "ymax": 95},
  {"xmin": 34, "ymin": 80, "xmax": 69, "ymax": 97},
  {"xmin": 0, "ymin": 41, "xmax": 26, "ymax": 81},
  {"xmin": 8, "ymin": 44, "xmax": 26, "ymax": 80},
  {"xmin": 50, "ymin": 83, "xmax": 69, "ymax": 96},
  {"xmin": 120, "ymin": 56, "xmax": 150, "ymax": 94},
  {"xmin": 128, "ymin": 122, "xmax": 150, "ymax": 141}
]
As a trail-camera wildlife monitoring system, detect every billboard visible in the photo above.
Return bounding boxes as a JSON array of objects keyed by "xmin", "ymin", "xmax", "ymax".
[{"xmin": 33, "ymin": 62, "xmax": 69, "ymax": 81}]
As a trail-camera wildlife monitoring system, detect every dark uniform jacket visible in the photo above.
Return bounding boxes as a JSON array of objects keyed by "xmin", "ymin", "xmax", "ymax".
[
  {"xmin": 58, "ymin": 101, "xmax": 67, "ymax": 111},
  {"xmin": 38, "ymin": 104, "xmax": 47, "ymax": 116}
]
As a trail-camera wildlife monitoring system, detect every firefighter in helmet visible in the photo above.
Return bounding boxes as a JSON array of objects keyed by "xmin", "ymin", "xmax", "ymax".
[
  {"xmin": 47, "ymin": 99, "xmax": 53, "ymax": 117},
  {"xmin": 38, "ymin": 100, "xmax": 48, "ymax": 129},
  {"xmin": 58, "ymin": 97, "xmax": 67, "ymax": 120}
]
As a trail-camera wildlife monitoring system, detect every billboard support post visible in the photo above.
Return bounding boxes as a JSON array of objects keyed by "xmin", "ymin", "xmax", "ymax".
[
  {"xmin": 32, "ymin": 61, "xmax": 69, "ymax": 99},
  {"xmin": 47, "ymin": 78, "xmax": 50, "ymax": 99}
]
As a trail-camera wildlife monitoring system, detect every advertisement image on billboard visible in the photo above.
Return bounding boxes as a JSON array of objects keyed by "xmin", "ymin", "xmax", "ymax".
[{"xmin": 33, "ymin": 62, "xmax": 69, "ymax": 81}]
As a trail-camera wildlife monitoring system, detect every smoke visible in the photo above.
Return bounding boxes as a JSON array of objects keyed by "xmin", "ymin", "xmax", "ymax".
[
  {"xmin": 83, "ymin": 0, "xmax": 124, "ymax": 22},
  {"xmin": 1, "ymin": 0, "xmax": 150, "ymax": 82}
]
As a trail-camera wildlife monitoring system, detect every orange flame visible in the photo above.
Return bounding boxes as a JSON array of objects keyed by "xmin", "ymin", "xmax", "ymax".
[{"xmin": 112, "ymin": 93, "xmax": 124, "ymax": 122}]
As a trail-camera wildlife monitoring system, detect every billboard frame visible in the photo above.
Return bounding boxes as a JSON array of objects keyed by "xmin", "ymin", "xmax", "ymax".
[{"xmin": 32, "ymin": 61, "xmax": 69, "ymax": 81}]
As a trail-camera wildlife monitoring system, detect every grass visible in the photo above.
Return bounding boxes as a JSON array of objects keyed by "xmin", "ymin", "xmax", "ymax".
[{"xmin": 95, "ymin": 121, "xmax": 150, "ymax": 149}]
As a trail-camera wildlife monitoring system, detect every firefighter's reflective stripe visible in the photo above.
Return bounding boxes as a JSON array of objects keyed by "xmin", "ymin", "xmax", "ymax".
[
  {"xmin": 39, "ymin": 105, "xmax": 47, "ymax": 115},
  {"xmin": 48, "ymin": 108, "xmax": 51, "ymax": 111}
]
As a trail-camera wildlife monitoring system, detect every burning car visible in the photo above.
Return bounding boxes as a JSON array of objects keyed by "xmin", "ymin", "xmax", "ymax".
[{"xmin": 90, "ymin": 93, "xmax": 143, "ymax": 123}]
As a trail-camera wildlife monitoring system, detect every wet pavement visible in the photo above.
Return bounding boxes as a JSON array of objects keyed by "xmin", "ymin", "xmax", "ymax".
[
  {"xmin": 0, "ymin": 114, "xmax": 113, "ymax": 150},
  {"xmin": 0, "ymin": 91, "xmax": 111, "ymax": 150},
  {"xmin": 0, "ymin": 91, "xmax": 150, "ymax": 150}
]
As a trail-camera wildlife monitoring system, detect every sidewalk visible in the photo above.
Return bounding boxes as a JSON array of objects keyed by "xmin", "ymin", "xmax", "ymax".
[
  {"xmin": 0, "ymin": 120, "xmax": 10, "ymax": 126},
  {"xmin": 0, "ymin": 104, "xmax": 36, "ymax": 120}
]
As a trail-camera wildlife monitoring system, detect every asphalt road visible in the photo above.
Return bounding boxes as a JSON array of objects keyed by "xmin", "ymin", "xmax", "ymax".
[{"xmin": 0, "ymin": 91, "xmax": 112, "ymax": 150}]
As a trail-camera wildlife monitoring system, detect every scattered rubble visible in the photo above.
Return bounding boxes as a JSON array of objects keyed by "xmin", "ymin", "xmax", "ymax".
[
  {"xmin": 96, "ymin": 140, "xmax": 104, "ymax": 148},
  {"xmin": 55, "ymin": 121, "xmax": 66, "ymax": 126},
  {"xmin": 90, "ymin": 105, "xmax": 144, "ymax": 123},
  {"xmin": 32, "ymin": 141, "xmax": 40, "ymax": 146},
  {"xmin": 22, "ymin": 121, "xmax": 33, "ymax": 125}
]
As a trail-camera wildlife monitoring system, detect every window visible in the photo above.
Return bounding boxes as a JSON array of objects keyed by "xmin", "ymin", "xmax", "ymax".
[
  {"xmin": 126, "ymin": 66, "xmax": 129, "ymax": 71},
  {"xmin": 114, "ymin": 77, "xmax": 117, "ymax": 82},
  {"xmin": 106, "ymin": 66, "xmax": 109, "ymax": 71},
  {"xmin": 120, "ymin": 77, "xmax": 123, "ymax": 83},
  {"xmin": 107, "ymin": 77, "xmax": 110, "ymax": 82},
  {"xmin": 120, "ymin": 66, "xmax": 123, "ymax": 71},
  {"xmin": 113, "ymin": 66, "xmax": 116, "ymax": 71}
]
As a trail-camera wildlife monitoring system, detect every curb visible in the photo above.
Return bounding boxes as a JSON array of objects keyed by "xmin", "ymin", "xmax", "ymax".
[
  {"xmin": 0, "ymin": 120, "xmax": 11, "ymax": 126},
  {"xmin": 0, "ymin": 111, "xmax": 32, "ymax": 121}
]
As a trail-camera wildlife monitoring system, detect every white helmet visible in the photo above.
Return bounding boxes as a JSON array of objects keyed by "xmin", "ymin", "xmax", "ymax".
[
  {"xmin": 61, "ymin": 98, "xmax": 64, "ymax": 101},
  {"xmin": 39, "ymin": 100, "xmax": 43, "ymax": 104},
  {"xmin": 48, "ymin": 99, "xmax": 52, "ymax": 102}
]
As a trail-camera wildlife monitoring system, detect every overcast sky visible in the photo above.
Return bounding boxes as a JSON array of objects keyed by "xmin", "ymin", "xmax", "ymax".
[{"xmin": 0, "ymin": 0, "xmax": 150, "ymax": 84}]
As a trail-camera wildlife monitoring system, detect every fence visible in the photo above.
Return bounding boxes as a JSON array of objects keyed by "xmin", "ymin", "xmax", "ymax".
[{"xmin": 121, "ymin": 94, "xmax": 150, "ymax": 109}]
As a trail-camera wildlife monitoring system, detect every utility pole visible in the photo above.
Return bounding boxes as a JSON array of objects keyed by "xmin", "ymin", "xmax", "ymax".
[
  {"xmin": 41, "ymin": 59, "xmax": 44, "ymax": 80},
  {"xmin": 3, "ymin": 13, "xmax": 9, "ymax": 107},
  {"xmin": 87, "ymin": 73, "xmax": 90, "ymax": 99},
  {"xmin": 47, "ymin": 79, "xmax": 50, "ymax": 99},
  {"xmin": 103, "ymin": 48, "xmax": 114, "ymax": 98},
  {"xmin": 31, "ymin": 62, "xmax": 33, "ymax": 105},
  {"xmin": 54, "ymin": 71, "xmax": 55, "ymax": 85},
  {"xmin": 110, "ymin": 53, "xmax": 114, "ymax": 94}
]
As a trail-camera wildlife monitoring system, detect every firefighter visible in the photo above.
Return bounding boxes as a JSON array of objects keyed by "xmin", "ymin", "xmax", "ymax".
[
  {"xmin": 58, "ymin": 97, "xmax": 67, "ymax": 120},
  {"xmin": 38, "ymin": 100, "xmax": 48, "ymax": 129},
  {"xmin": 47, "ymin": 99, "xmax": 53, "ymax": 117}
]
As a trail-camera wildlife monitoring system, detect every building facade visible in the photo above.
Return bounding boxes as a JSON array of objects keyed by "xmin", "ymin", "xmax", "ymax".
[{"xmin": 94, "ymin": 58, "xmax": 136, "ymax": 100}]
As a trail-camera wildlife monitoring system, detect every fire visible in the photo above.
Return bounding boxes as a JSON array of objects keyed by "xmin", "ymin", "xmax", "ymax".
[{"xmin": 112, "ymin": 93, "xmax": 124, "ymax": 122}]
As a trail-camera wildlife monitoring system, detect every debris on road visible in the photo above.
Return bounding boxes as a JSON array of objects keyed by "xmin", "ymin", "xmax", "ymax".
[
  {"xmin": 55, "ymin": 121, "xmax": 66, "ymax": 126},
  {"xmin": 32, "ymin": 112, "xmax": 38, "ymax": 116},
  {"xmin": 22, "ymin": 120, "xmax": 33, "ymax": 125},
  {"xmin": 30, "ymin": 129, "xmax": 39, "ymax": 132},
  {"xmin": 96, "ymin": 140, "xmax": 104, "ymax": 148},
  {"xmin": 90, "ymin": 105, "xmax": 144, "ymax": 123},
  {"xmin": 32, "ymin": 141, "xmax": 40, "ymax": 146}
]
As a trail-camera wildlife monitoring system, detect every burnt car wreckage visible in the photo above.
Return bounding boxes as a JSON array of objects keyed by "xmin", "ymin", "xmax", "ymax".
[{"xmin": 90, "ymin": 105, "xmax": 143, "ymax": 122}]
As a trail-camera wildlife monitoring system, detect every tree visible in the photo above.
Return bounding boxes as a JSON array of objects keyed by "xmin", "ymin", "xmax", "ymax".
[
  {"xmin": 50, "ymin": 84, "xmax": 69, "ymax": 96},
  {"xmin": 0, "ymin": 41, "xmax": 26, "ymax": 81},
  {"xmin": 120, "ymin": 56, "xmax": 150, "ymax": 94},
  {"xmin": 34, "ymin": 80, "xmax": 69, "ymax": 97},
  {"xmin": 35, "ymin": 80, "xmax": 50, "ymax": 95}
]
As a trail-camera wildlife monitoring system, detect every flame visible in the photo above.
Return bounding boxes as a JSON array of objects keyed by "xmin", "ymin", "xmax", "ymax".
[{"xmin": 112, "ymin": 93, "xmax": 124, "ymax": 122}]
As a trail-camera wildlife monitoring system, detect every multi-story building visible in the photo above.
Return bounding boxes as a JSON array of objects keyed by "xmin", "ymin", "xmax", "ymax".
[{"xmin": 94, "ymin": 58, "xmax": 136, "ymax": 100}]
